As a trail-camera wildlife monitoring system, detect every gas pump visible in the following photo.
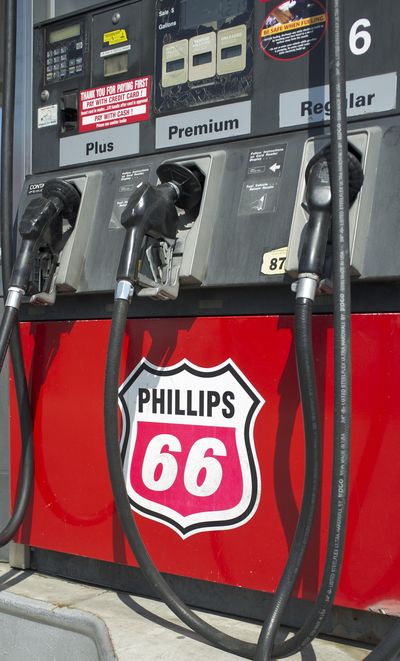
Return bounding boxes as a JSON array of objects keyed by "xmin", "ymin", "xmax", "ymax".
[{"xmin": 3, "ymin": 0, "xmax": 400, "ymax": 658}]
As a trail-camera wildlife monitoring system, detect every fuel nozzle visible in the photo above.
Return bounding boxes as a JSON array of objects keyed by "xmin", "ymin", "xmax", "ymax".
[
  {"xmin": 6, "ymin": 179, "xmax": 80, "ymax": 310},
  {"xmin": 295, "ymin": 144, "xmax": 364, "ymax": 300},
  {"xmin": 116, "ymin": 163, "xmax": 203, "ymax": 300}
]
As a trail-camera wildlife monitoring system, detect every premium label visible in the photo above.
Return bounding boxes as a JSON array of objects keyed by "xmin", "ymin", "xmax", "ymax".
[{"xmin": 156, "ymin": 101, "xmax": 251, "ymax": 149}]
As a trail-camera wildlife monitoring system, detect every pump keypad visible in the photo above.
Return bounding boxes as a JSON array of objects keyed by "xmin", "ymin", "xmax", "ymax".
[{"xmin": 45, "ymin": 30, "xmax": 84, "ymax": 83}]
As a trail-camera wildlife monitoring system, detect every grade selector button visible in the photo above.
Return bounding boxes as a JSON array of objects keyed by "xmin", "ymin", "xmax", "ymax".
[
  {"xmin": 162, "ymin": 39, "xmax": 189, "ymax": 88},
  {"xmin": 217, "ymin": 25, "xmax": 247, "ymax": 75},
  {"xmin": 189, "ymin": 32, "xmax": 216, "ymax": 82}
]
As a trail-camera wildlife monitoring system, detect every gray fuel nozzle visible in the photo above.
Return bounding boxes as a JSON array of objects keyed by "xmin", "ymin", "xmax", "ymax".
[
  {"xmin": 296, "ymin": 144, "xmax": 364, "ymax": 300},
  {"xmin": 7, "ymin": 179, "xmax": 80, "ymax": 307},
  {"xmin": 116, "ymin": 163, "xmax": 204, "ymax": 293}
]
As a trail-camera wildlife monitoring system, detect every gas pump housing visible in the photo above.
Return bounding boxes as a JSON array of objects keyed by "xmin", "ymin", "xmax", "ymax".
[{"xmin": 8, "ymin": 0, "xmax": 400, "ymax": 643}]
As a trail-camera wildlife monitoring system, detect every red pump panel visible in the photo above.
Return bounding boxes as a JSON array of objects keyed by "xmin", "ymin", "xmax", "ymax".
[{"xmin": 10, "ymin": 313, "xmax": 400, "ymax": 615}]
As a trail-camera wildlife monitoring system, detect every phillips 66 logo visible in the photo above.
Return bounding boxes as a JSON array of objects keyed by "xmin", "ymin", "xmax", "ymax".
[{"xmin": 119, "ymin": 359, "xmax": 264, "ymax": 538}]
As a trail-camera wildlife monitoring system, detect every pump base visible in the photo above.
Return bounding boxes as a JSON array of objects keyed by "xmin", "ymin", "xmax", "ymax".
[
  {"xmin": 0, "ymin": 562, "xmax": 375, "ymax": 659},
  {"xmin": 10, "ymin": 314, "xmax": 400, "ymax": 627}
]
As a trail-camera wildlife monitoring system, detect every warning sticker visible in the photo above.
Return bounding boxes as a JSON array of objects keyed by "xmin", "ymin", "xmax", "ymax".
[
  {"xmin": 103, "ymin": 29, "xmax": 127, "ymax": 46},
  {"xmin": 38, "ymin": 104, "xmax": 58, "ymax": 128},
  {"xmin": 260, "ymin": 0, "xmax": 327, "ymax": 61},
  {"xmin": 79, "ymin": 76, "xmax": 151, "ymax": 133}
]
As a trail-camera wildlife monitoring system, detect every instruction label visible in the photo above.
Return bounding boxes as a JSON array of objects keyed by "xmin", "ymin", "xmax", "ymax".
[
  {"xmin": 260, "ymin": 0, "xmax": 327, "ymax": 61},
  {"xmin": 110, "ymin": 166, "xmax": 152, "ymax": 229},
  {"xmin": 38, "ymin": 104, "xmax": 58, "ymax": 128},
  {"xmin": 100, "ymin": 44, "xmax": 131, "ymax": 58},
  {"xmin": 79, "ymin": 76, "xmax": 150, "ymax": 133},
  {"xmin": 239, "ymin": 144, "xmax": 287, "ymax": 215}
]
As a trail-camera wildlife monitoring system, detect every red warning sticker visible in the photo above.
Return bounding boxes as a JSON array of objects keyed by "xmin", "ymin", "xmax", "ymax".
[
  {"xmin": 260, "ymin": 1, "xmax": 327, "ymax": 61},
  {"xmin": 79, "ymin": 76, "xmax": 151, "ymax": 133}
]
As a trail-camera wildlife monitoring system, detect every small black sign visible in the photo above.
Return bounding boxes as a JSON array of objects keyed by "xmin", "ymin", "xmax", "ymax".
[{"xmin": 239, "ymin": 143, "xmax": 287, "ymax": 216}]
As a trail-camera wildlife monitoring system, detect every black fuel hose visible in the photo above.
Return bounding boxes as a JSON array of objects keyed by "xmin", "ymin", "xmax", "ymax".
[
  {"xmin": 0, "ymin": 0, "xmax": 34, "ymax": 546},
  {"xmin": 365, "ymin": 621, "xmax": 400, "ymax": 660},
  {"xmin": 256, "ymin": 0, "xmax": 353, "ymax": 656},
  {"xmin": 105, "ymin": 297, "xmax": 260, "ymax": 659},
  {"xmin": 254, "ymin": 297, "xmax": 321, "ymax": 660},
  {"xmin": 258, "ymin": 0, "xmax": 352, "ymax": 655},
  {"xmin": 105, "ymin": 289, "xmax": 325, "ymax": 659},
  {"xmin": 0, "ymin": 306, "xmax": 18, "ymax": 373}
]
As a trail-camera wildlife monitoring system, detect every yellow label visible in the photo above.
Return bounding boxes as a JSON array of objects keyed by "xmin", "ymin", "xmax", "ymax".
[
  {"xmin": 261, "ymin": 14, "xmax": 326, "ymax": 38},
  {"xmin": 103, "ymin": 29, "xmax": 128, "ymax": 46},
  {"xmin": 261, "ymin": 247, "xmax": 288, "ymax": 276}
]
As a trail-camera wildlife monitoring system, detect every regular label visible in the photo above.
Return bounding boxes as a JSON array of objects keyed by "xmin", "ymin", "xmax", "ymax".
[
  {"xmin": 119, "ymin": 358, "xmax": 263, "ymax": 537},
  {"xmin": 79, "ymin": 76, "xmax": 150, "ymax": 133},
  {"xmin": 260, "ymin": 0, "xmax": 327, "ymax": 61},
  {"xmin": 280, "ymin": 72, "xmax": 398, "ymax": 127},
  {"xmin": 261, "ymin": 247, "xmax": 288, "ymax": 275}
]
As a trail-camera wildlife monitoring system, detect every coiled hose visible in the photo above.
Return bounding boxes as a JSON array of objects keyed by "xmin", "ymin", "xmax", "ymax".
[{"xmin": 104, "ymin": 288, "xmax": 322, "ymax": 660}]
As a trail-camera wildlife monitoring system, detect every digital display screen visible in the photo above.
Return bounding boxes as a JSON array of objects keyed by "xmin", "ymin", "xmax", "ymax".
[
  {"xmin": 193, "ymin": 52, "xmax": 212, "ymax": 67},
  {"xmin": 49, "ymin": 23, "xmax": 81, "ymax": 43},
  {"xmin": 166, "ymin": 58, "xmax": 185, "ymax": 73},
  {"xmin": 180, "ymin": 0, "xmax": 247, "ymax": 30},
  {"xmin": 221, "ymin": 44, "xmax": 242, "ymax": 60}
]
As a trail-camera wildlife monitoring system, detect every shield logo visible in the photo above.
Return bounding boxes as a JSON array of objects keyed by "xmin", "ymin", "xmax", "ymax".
[{"xmin": 119, "ymin": 359, "xmax": 264, "ymax": 538}]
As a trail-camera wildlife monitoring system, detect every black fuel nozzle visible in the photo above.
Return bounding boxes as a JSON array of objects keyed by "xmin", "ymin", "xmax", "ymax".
[
  {"xmin": 297, "ymin": 144, "xmax": 364, "ymax": 297},
  {"xmin": 117, "ymin": 163, "xmax": 204, "ymax": 289},
  {"xmin": 8, "ymin": 179, "xmax": 81, "ymax": 299}
]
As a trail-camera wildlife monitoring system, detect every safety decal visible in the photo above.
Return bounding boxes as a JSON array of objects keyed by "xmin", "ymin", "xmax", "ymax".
[
  {"xmin": 38, "ymin": 104, "xmax": 58, "ymax": 128},
  {"xmin": 79, "ymin": 76, "xmax": 150, "ymax": 133},
  {"xmin": 260, "ymin": 0, "xmax": 327, "ymax": 61},
  {"xmin": 103, "ymin": 29, "xmax": 127, "ymax": 46},
  {"xmin": 119, "ymin": 359, "xmax": 264, "ymax": 538}
]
